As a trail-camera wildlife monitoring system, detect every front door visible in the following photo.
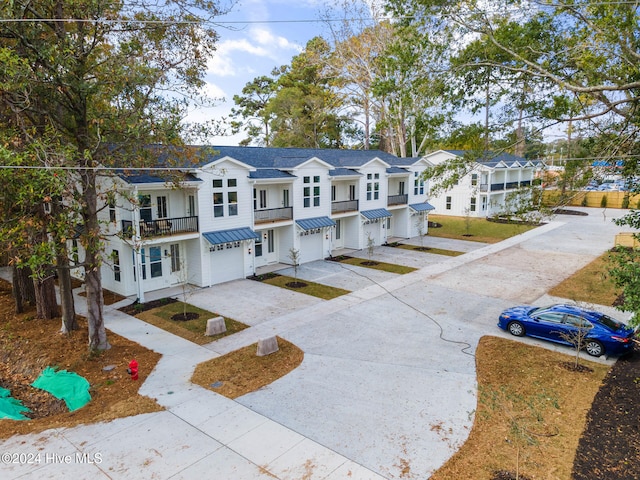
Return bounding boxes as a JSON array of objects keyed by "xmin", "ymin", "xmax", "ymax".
[{"xmin": 254, "ymin": 229, "xmax": 277, "ymax": 267}]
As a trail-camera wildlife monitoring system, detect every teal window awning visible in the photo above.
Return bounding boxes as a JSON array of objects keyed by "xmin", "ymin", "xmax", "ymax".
[{"xmin": 409, "ymin": 202, "xmax": 435, "ymax": 212}]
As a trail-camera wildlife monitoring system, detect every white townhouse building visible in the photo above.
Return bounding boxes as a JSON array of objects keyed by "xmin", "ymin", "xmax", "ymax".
[
  {"xmin": 423, "ymin": 150, "xmax": 545, "ymax": 218},
  {"xmin": 95, "ymin": 146, "xmax": 435, "ymax": 299}
]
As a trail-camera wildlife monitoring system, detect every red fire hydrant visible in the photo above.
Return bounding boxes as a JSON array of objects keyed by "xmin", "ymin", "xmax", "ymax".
[{"xmin": 127, "ymin": 359, "xmax": 139, "ymax": 380}]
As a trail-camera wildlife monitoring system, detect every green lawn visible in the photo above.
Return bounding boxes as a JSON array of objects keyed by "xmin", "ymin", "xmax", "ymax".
[
  {"xmin": 259, "ymin": 274, "xmax": 351, "ymax": 299},
  {"xmin": 332, "ymin": 256, "xmax": 417, "ymax": 274},
  {"xmin": 392, "ymin": 243, "xmax": 464, "ymax": 257},
  {"xmin": 428, "ymin": 214, "xmax": 539, "ymax": 243}
]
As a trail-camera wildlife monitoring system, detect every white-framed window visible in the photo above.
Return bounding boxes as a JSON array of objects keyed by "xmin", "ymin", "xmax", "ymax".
[
  {"xmin": 414, "ymin": 172, "xmax": 424, "ymax": 195},
  {"xmin": 109, "ymin": 201, "xmax": 116, "ymax": 223},
  {"xmin": 213, "ymin": 178, "xmax": 238, "ymax": 217},
  {"xmin": 156, "ymin": 196, "xmax": 168, "ymax": 218},
  {"xmin": 113, "ymin": 250, "xmax": 121, "ymax": 282},
  {"xmin": 470, "ymin": 197, "xmax": 477, "ymax": 212},
  {"xmin": 142, "ymin": 247, "xmax": 162, "ymax": 279},
  {"xmin": 471, "ymin": 173, "xmax": 478, "ymax": 187},
  {"xmin": 331, "ymin": 185, "xmax": 336, "ymax": 201},
  {"xmin": 303, "ymin": 176, "xmax": 320, "ymax": 207},
  {"xmin": 446, "ymin": 196, "xmax": 452, "ymax": 210},
  {"xmin": 349, "ymin": 184, "xmax": 356, "ymax": 200},
  {"xmin": 366, "ymin": 173, "xmax": 379, "ymax": 200},
  {"xmin": 139, "ymin": 194, "xmax": 152, "ymax": 222},
  {"xmin": 170, "ymin": 244, "xmax": 180, "ymax": 273}
]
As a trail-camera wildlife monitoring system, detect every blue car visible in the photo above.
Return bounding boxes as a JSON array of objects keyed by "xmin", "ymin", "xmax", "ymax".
[{"xmin": 498, "ymin": 304, "xmax": 636, "ymax": 357}]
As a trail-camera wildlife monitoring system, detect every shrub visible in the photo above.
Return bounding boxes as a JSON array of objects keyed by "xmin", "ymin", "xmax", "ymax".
[{"xmin": 600, "ymin": 195, "xmax": 608, "ymax": 208}]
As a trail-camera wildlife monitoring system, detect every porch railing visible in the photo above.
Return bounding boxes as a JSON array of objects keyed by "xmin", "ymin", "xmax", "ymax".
[
  {"xmin": 121, "ymin": 216, "xmax": 199, "ymax": 238},
  {"xmin": 254, "ymin": 206, "xmax": 293, "ymax": 224},
  {"xmin": 387, "ymin": 194, "xmax": 408, "ymax": 205},
  {"xmin": 331, "ymin": 199, "xmax": 359, "ymax": 214}
]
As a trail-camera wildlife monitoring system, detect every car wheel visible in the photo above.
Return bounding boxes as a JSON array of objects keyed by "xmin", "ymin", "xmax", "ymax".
[
  {"xmin": 507, "ymin": 321, "xmax": 525, "ymax": 337},
  {"xmin": 585, "ymin": 340, "xmax": 604, "ymax": 357}
]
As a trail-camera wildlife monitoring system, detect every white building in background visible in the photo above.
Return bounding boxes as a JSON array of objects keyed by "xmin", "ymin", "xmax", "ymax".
[
  {"xmin": 91, "ymin": 146, "xmax": 435, "ymax": 299},
  {"xmin": 423, "ymin": 150, "xmax": 544, "ymax": 217}
]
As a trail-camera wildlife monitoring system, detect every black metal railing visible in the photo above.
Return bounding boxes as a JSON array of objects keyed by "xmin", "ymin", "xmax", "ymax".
[
  {"xmin": 254, "ymin": 206, "xmax": 293, "ymax": 224},
  {"xmin": 490, "ymin": 183, "xmax": 505, "ymax": 191},
  {"xmin": 505, "ymin": 181, "xmax": 519, "ymax": 190},
  {"xmin": 387, "ymin": 194, "xmax": 408, "ymax": 205},
  {"xmin": 331, "ymin": 199, "xmax": 359, "ymax": 213},
  {"xmin": 121, "ymin": 216, "xmax": 199, "ymax": 238}
]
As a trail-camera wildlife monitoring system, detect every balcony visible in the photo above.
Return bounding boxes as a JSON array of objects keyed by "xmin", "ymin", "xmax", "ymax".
[
  {"xmin": 505, "ymin": 181, "xmax": 520, "ymax": 190},
  {"xmin": 331, "ymin": 199, "xmax": 359, "ymax": 214},
  {"xmin": 254, "ymin": 206, "xmax": 293, "ymax": 224},
  {"xmin": 387, "ymin": 194, "xmax": 408, "ymax": 206},
  {"xmin": 490, "ymin": 183, "xmax": 505, "ymax": 192},
  {"xmin": 121, "ymin": 216, "xmax": 199, "ymax": 238}
]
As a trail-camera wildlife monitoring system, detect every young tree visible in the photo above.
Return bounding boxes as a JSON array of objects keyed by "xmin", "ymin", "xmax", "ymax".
[{"xmin": 0, "ymin": 0, "xmax": 225, "ymax": 350}]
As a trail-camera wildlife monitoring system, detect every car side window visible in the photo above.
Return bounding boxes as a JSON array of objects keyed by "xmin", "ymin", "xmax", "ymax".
[
  {"xmin": 565, "ymin": 315, "xmax": 593, "ymax": 329},
  {"xmin": 533, "ymin": 312, "xmax": 565, "ymax": 324}
]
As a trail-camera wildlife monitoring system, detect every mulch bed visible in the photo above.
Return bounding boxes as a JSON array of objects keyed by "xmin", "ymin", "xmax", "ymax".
[
  {"xmin": 119, "ymin": 297, "xmax": 177, "ymax": 315},
  {"xmin": 572, "ymin": 349, "xmax": 640, "ymax": 479}
]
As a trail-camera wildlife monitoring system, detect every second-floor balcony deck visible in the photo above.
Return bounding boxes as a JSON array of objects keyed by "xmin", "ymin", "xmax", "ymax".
[
  {"xmin": 254, "ymin": 206, "xmax": 293, "ymax": 224},
  {"xmin": 331, "ymin": 199, "xmax": 359, "ymax": 214},
  {"xmin": 121, "ymin": 216, "xmax": 199, "ymax": 239},
  {"xmin": 387, "ymin": 194, "xmax": 408, "ymax": 206}
]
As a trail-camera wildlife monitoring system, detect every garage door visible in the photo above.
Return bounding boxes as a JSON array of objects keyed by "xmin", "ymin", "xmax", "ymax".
[
  {"xmin": 210, "ymin": 243, "xmax": 244, "ymax": 284},
  {"xmin": 299, "ymin": 230, "xmax": 323, "ymax": 264}
]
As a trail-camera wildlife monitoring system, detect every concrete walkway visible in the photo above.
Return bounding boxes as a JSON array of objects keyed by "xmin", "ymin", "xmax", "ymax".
[{"xmin": 1, "ymin": 207, "xmax": 631, "ymax": 479}]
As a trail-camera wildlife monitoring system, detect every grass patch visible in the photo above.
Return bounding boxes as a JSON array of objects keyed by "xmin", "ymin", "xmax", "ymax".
[
  {"xmin": 331, "ymin": 256, "xmax": 418, "ymax": 273},
  {"xmin": 134, "ymin": 301, "xmax": 247, "ymax": 345},
  {"xmin": 427, "ymin": 214, "xmax": 538, "ymax": 243},
  {"xmin": 392, "ymin": 242, "xmax": 464, "ymax": 257},
  {"xmin": 548, "ymin": 252, "xmax": 618, "ymax": 307},
  {"xmin": 191, "ymin": 337, "xmax": 304, "ymax": 399},
  {"xmin": 431, "ymin": 336, "xmax": 610, "ymax": 480},
  {"xmin": 259, "ymin": 274, "xmax": 350, "ymax": 299}
]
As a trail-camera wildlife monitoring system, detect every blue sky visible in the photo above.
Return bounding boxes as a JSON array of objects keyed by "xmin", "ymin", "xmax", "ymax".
[{"xmin": 191, "ymin": 0, "xmax": 328, "ymax": 145}]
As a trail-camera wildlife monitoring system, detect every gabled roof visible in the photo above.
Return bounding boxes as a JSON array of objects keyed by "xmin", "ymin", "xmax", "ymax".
[
  {"xmin": 201, "ymin": 146, "xmax": 400, "ymax": 169},
  {"xmin": 386, "ymin": 166, "xmax": 410, "ymax": 175},
  {"xmin": 249, "ymin": 169, "xmax": 296, "ymax": 180},
  {"xmin": 329, "ymin": 167, "xmax": 362, "ymax": 177},
  {"xmin": 117, "ymin": 170, "xmax": 201, "ymax": 184},
  {"xmin": 439, "ymin": 150, "xmax": 537, "ymax": 168}
]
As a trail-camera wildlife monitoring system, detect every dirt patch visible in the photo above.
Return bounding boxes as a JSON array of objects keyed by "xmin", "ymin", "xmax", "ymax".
[
  {"xmin": 285, "ymin": 281, "xmax": 308, "ymax": 289},
  {"xmin": 171, "ymin": 312, "xmax": 200, "ymax": 321},
  {"xmin": 0, "ymin": 280, "xmax": 162, "ymax": 439}
]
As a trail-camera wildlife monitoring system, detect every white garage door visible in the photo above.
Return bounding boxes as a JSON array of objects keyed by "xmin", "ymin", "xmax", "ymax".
[
  {"xmin": 299, "ymin": 230, "xmax": 323, "ymax": 264},
  {"xmin": 362, "ymin": 221, "xmax": 379, "ymax": 246},
  {"xmin": 210, "ymin": 243, "xmax": 244, "ymax": 284}
]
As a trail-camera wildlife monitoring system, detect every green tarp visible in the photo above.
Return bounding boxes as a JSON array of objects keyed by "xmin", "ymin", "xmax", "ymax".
[
  {"xmin": 0, "ymin": 387, "xmax": 31, "ymax": 421},
  {"xmin": 31, "ymin": 367, "xmax": 91, "ymax": 412}
]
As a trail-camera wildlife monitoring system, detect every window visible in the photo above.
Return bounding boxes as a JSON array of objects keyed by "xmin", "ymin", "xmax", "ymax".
[
  {"xmin": 533, "ymin": 312, "xmax": 564, "ymax": 324},
  {"xmin": 335, "ymin": 219, "xmax": 341, "ymax": 240},
  {"xmin": 255, "ymin": 235, "xmax": 263, "ymax": 257},
  {"xmin": 414, "ymin": 172, "xmax": 424, "ymax": 195},
  {"xmin": 156, "ymin": 196, "xmax": 167, "ymax": 219},
  {"xmin": 283, "ymin": 189, "xmax": 289, "ymax": 207},
  {"xmin": 303, "ymin": 176, "xmax": 320, "ymax": 208},
  {"xmin": 139, "ymin": 194, "xmax": 152, "ymax": 222},
  {"xmin": 482, "ymin": 196, "xmax": 487, "ymax": 211},
  {"xmin": 471, "ymin": 173, "xmax": 478, "ymax": 187},
  {"xmin": 109, "ymin": 201, "xmax": 116, "ymax": 223},
  {"xmin": 267, "ymin": 230, "xmax": 274, "ymax": 253},
  {"xmin": 188, "ymin": 195, "xmax": 196, "ymax": 217},
  {"xmin": 213, "ymin": 192, "xmax": 224, "ymax": 217},
  {"xmin": 331, "ymin": 185, "xmax": 336, "ymax": 201},
  {"xmin": 149, "ymin": 247, "xmax": 162, "ymax": 278},
  {"xmin": 141, "ymin": 247, "xmax": 162, "ymax": 279},
  {"xmin": 398, "ymin": 181, "xmax": 405, "ymax": 195},
  {"xmin": 113, "ymin": 250, "xmax": 121, "ymax": 282},
  {"xmin": 349, "ymin": 184, "xmax": 356, "ymax": 200},
  {"xmin": 228, "ymin": 191, "xmax": 238, "ymax": 216},
  {"xmin": 213, "ymin": 178, "xmax": 238, "ymax": 217},
  {"xmin": 170, "ymin": 244, "xmax": 180, "ymax": 273},
  {"xmin": 470, "ymin": 197, "xmax": 477, "ymax": 212},
  {"xmin": 366, "ymin": 173, "xmax": 379, "ymax": 200},
  {"xmin": 446, "ymin": 196, "xmax": 452, "ymax": 210}
]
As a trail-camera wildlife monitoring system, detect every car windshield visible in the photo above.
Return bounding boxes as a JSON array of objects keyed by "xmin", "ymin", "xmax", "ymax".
[{"xmin": 597, "ymin": 314, "xmax": 624, "ymax": 331}]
